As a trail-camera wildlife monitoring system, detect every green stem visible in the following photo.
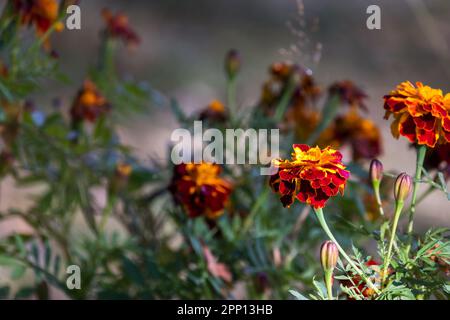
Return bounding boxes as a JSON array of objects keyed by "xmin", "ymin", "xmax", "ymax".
[
  {"xmin": 98, "ymin": 37, "xmax": 117, "ymax": 76},
  {"xmin": 314, "ymin": 208, "xmax": 380, "ymax": 294},
  {"xmin": 306, "ymin": 94, "xmax": 341, "ymax": 145},
  {"xmin": 227, "ymin": 77, "xmax": 237, "ymax": 121},
  {"xmin": 382, "ymin": 201, "xmax": 404, "ymax": 286},
  {"xmin": 324, "ymin": 270, "xmax": 333, "ymax": 300},
  {"xmin": 372, "ymin": 180, "xmax": 384, "ymax": 216},
  {"xmin": 274, "ymin": 81, "xmax": 296, "ymax": 123},
  {"xmin": 100, "ymin": 196, "xmax": 116, "ymax": 232},
  {"xmin": 406, "ymin": 145, "xmax": 427, "ymax": 254}
]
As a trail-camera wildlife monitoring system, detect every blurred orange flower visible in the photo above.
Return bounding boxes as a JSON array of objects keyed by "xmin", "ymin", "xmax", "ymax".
[
  {"xmin": 318, "ymin": 109, "xmax": 382, "ymax": 161},
  {"xmin": 102, "ymin": 8, "xmax": 140, "ymax": 47},
  {"xmin": 13, "ymin": 0, "xmax": 64, "ymax": 47},
  {"xmin": 169, "ymin": 163, "xmax": 232, "ymax": 219},
  {"xmin": 70, "ymin": 80, "xmax": 110, "ymax": 123},
  {"xmin": 116, "ymin": 162, "xmax": 133, "ymax": 178},
  {"xmin": 384, "ymin": 81, "xmax": 450, "ymax": 148},
  {"xmin": 198, "ymin": 99, "xmax": 228, "ymax": 123},
  {"xmin": 260, "ymin": 62, "xmax": 320, "ymax": 117},
  {"xmin": 269, "ymin": 144, "xmax": 349, "ymax": 209},
  {"xmin": 329, "ymin": 80, "xmax": 368, "ymax": 111},
  {"xmin": 341, "ymin": 259, "xmax": 387, "ymax": 299}
]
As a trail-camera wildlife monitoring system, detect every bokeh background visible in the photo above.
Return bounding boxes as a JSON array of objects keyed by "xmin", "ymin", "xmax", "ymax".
[{"xmin": 1, "ymin": 0, "xmax": 449, "ymax": 237}]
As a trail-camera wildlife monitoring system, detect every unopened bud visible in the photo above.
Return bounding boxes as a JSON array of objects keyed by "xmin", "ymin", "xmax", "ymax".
[
  {"xmin": 370, "ymin": 159, "xmax": 384, "ymax": 215},
  {"xmin": 225, "ymin": 49, "xmax": 241, "ymax": 79},
  {"xmin": 320, "ymin": 240, "xmax": 338, "ymax": 272},
  {"xmin": 394, "ymin": 172, "xmax": 412, "ymax": 202},
  {"xmin": 369, "ymin": 159, "xmax": 383, "ymax": 184}
]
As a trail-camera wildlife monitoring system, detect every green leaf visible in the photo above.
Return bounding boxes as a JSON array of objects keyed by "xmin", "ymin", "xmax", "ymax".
[
  {"xmin": 11, "ymin": 265, "xmax": 27, "ymax": 280},
  {"xmin": 0, "ymin": 255, "xmax": 22, "ymax": 267},
  {"xmin": 289, "ymin": 289, "xmax": 309, "ymax": 300},
  {"xmin": 15, "ymin": 287, "xmax": 35, "ymax": 299}
]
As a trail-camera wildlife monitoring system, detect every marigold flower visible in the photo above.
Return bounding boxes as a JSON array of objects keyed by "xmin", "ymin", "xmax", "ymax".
[
  {"xmin": 70, "ymin": 80, "xmax": 110, "ymax": 123},
  {"xmin": 329, "ymin": 80, "xmax": 368, "ymax": 111},
  {"xmin": 291, "ymin": 108, "xmax": 320, "ymax": 141},
  {"xmin": 260, "ymin": 62, "xmax": 320, "ymax": 117},
  {"xmin": 13, "ymin": 0, "xmax": 64, "ymax": 48},
  {"xmin": 169, "ymin": 163, "xmax": 232, "ymax": 219},
  {"xmin": 102, "ymin": 8, "xmax": 140, "ymax": 47},
  {"xmin": 384, "ymin": 81, "xmax": 450, "ymax": 148},
  {"xmin": 341, "ymin": 259, "xmax": 388, "ymax": 299},
  {"xmin": 198, "ymin": 100, "xmax": 227, "ymax": 123},
  {"xmin": 269, "ymin": 144, "xmax": 350, "ymax": 209},
  {"xmin": 328, "ymin": 110, "xmax": 382, "ymax": 161}
]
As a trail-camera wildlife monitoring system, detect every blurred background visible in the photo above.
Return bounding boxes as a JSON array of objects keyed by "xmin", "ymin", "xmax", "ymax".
[{"xmin": 1, "ymin": 0, "xmax": 449, "ymax": 234}]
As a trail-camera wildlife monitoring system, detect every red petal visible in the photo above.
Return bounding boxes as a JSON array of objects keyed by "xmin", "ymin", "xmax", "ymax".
[
  {"xmin": 293, "ymin": 144, "xmax": 310, "ymax": 152},
  {"xmin": 398, "ymin": 116, "xmax": 417, "ymax": 143},
  {"xmin": 416, "ymin": 128, "xmax": 437, "ymax": 147}
]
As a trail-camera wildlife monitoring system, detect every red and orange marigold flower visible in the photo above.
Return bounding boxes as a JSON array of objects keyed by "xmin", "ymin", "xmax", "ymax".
[
  {"xmin": 340, "ymin": 259, "xmax": 388, "ymax": 299},
  {"xmin": 198, "ymin": 99, "xmax": 228, "ymax": 123},
  {"xmin": 70, "ymin": 80, "xmax": 110, "ymax": 123},
  {"xmin": 169, "ymin": 163, "xmax": 232, "ymax": 219},
  {"xmin": 12, "ymin": 0, "xmax": 64, "ymax": 48},
  {"xmin": 260, "ymin": 62, "xmax": 320, "ymax": 117},
  {"xmin": 269, "ymin": 144, "xmax": 349, "ymax": 209},
  {"xmin": 329, "ymin": 80, "xmax": 368, "ymax": 111},
  {"xmin": 102, "ymin": 8, "xmax": 140, "ymax": 47},
  {"xmin": 384, "ymin": 81, "xmax": 450, "ymax": 148},
  {"xmin": 318, "ymin": 109, "xmax": 382, "ymax": 161}
]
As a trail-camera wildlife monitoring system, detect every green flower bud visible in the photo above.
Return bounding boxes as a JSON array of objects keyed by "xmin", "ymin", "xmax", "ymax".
[
  {"xmin": 394, "ymin": 172, "xmax": 412, "ymax": 202},
  {"xmin": 370, "ymin": 159, "xmax": 383, "ymax": 184},
  {"xmin": 320, "ymin": 240, "xmax": 338, "ymax": 272},
  {"xmin": 225, "ymin": 49, "xmax": 240, "ymax": 79}
]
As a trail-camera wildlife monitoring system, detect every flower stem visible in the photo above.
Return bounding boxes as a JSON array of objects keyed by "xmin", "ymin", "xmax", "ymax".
[
  {"xmin": 100, "ymin": 196, "xmax": 116, "ymax": 232},
  {"xmin": 372, "ymin": 180, "xmax": 384, "ymax": 216},
  {"xmin": 227, "ymin": 77, "xmax": 237, "ymax": 121},
  {"xmin": 274, "ymin": 81, "xmax": 296, "ymax": 123},
  {"xmin": 313, "ymin": 208, "xmax": 380, "ymax": 295},
  {"xmin": 382, "ymin": 201, "xmax": 404, "ymax": 286},
  {"xmin": 406, "ymin": 145, "xmax": 427, "ymax": 254},
  {"xmin": 324, "ymin": 270, "xmax": 333, "ymax": 300}
]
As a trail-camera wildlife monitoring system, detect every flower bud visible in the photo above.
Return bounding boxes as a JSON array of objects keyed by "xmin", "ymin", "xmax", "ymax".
[
  {"xmin": 225, "ymin": 49, "xmax": 241, "ymax": 79},
  {"xmin": 320, "ymin": 240, "xmax": 338, "ymax": 272},
  {"xmin": 394, "ymin": 172, "xmax": 412, "ymax": 202},
  {"xmin": 369, "ymin": 159, "xmax": 383, "ymax": 184}
]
